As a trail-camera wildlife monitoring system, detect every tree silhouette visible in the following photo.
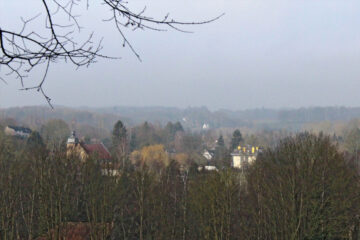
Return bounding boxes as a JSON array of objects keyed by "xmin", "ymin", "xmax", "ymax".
[
  {"xmin": 112, "ymin": 120, "xmax": 128, "ymax": 167},
  {"xmin": 230, "ymin": 129, "xmax": 243, "ymax": 151}
]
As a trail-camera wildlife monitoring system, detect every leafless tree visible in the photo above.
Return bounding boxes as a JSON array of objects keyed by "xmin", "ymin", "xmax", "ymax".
[{"xmin": 0, "ymin": 0, "xmax": 223, "ymax": 107}]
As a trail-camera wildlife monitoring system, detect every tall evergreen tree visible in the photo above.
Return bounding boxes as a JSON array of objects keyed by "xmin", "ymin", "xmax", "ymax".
[
  {"xmin": 130, "ymin": 131, "xmax": 137, "ymax": 152},
  {"xmin": 163, "ymin": 121, "xmax": 184, "ymax": 148},
  {"xmin": 230, "ymin": 129, "xmax": 243, "ymax": 151},
  {"xmin": 112, "ymin": 120, "xmax": 127, "ymax": 147},
  {"xmin": 173, "ymin": 122, "xmax": 184, "ymax": 133},
  {"xmin": 112, "ymin": 120, "xmax": 128, "ymax": 166},
  {"xmin": 217, "ymin": 135, "xmax": 225, "ymax": 147}
]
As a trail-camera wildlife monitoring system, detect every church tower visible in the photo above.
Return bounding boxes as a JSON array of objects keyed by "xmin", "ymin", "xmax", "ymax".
[
  {"xmin": 67, "ymin": 131, "xmax": 79, "ymax": 146},
  {"xmin": 66, "ymin": 131, "xmax": 83, "ymax": 159}
]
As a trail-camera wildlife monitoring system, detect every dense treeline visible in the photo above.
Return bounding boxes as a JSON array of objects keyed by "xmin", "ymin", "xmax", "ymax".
[
  {"xmin": 0, "ymin": 131, "xmax": 238, "ymax": 239},
  {"xmin": 5, "ymin": 106, "xmax": 360, "ymax": 133},
  {"xmin": 246, "ymin": 133, "xmax": 360, "ymax": 239},
  {"xmin": 0, "ymin": 106, "xmax": 127, "ymax": 133},
  {"xmin": 1, "ymin": 127, "xmax": 360, "ymax": 239}
]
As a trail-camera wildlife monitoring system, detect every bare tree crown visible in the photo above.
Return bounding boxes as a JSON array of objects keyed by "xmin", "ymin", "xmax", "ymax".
[{"xmin": 0, "ymin": 0, "xmax": 223, "ymax": 107}]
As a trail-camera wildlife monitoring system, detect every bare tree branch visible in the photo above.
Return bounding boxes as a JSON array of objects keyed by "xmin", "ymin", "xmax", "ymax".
[{"xmin": 0, "ymin": 0, "xmax": 223, "ymax": 107}]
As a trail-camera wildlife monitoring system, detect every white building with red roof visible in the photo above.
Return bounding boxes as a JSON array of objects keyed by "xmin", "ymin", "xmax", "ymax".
[{"xmin": 66, "ymin": 131, "xmax": 111, "ymax": 162}]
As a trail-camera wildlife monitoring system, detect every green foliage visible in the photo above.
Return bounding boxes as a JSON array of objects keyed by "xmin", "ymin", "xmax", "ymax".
[
  {"xmin": 162, "ymin": 121, "xmax": 184, "ymax": 149},
  {"xmin": 131, "ymin": 122, "xmax": 161, "ymax": 149},
  {"xmin": 129, "ymin": 131, "xmax": 137, "ymax": 152},
  {"xmin": 112, "ymin": 120, "xmax": 128, "ymax": 165},
  {"xmin": 164, "ymin": 121, "xmax": 184, "ymax": 138},
  {"xmin": 217, "ymin": 134, "xmax": 225, "ymax": 147},
  {"xmin": 112, "ymin": 120, "xmax": 127, "ymax": 147},
  {"xmin": 130, "ymin": 121, "xmax": 189, "ymax": 152},
  {"xmin": 214, "ymin": 134, "xmax": 229, "ymax": 168},
  {"xmin": 230, "ymin": 129, "xmax": 243, "ymax": 151}
]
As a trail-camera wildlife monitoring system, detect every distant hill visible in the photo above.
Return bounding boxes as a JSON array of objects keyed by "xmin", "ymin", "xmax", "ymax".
[
  {"xmin": 79, "ymin": 106, "xmax": 248, "ymax": 130},
  {"xmin": 0, "ymin": 106, "xmax": 131, "ymax": 132},
  {"xmin": 2, "ymin": 106, "xmax": 360, "ymax": 132}
]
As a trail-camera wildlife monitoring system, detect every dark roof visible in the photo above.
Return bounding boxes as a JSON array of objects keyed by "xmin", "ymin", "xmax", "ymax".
[
  {"xmin": 8, "ymin": 125, "xmax": 32, "ymax": 134},
  {"xmin": 83, "ymin": 143, "xmax": 111, "ymax": 160}
]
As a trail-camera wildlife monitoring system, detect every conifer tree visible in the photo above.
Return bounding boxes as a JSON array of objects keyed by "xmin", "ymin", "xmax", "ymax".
[
  {"xmin": 230, "ymin": 129, "xmax": 243, "ymax": 151},
  {"xmin": 217, "ymin": 135, "xmax": 225, "ymax": 147},
  {"xmin": 112, "ymin": 120, "xmax": 128, "ymax": 166}
]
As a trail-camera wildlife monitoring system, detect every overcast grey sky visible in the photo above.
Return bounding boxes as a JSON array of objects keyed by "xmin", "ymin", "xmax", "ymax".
[{"xmin": 1, "ymin": 0, "xmax": 360, "ymax": 110}]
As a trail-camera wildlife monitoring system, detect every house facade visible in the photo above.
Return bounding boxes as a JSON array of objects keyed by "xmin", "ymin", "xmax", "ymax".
[
  {"xmin": 231, "ymin": 145, "xmax": 260, "ymax": 169},
  {"xmin": 202, "ymin": 149, "xmax": 215, "ymax": 161},
  {"xmin": 4, "ymin": 125, "xmax": 32, "ymax": 138},
  {"xmin": 66, "ymin": 131, "xmax": 111, "ymax": 161},
  {"xmin": 66, "ymin": 131, "xmax": 118, "ymax": 176}
]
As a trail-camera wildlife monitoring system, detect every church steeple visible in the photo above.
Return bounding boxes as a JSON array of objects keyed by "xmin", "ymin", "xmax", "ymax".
[{"xmin": 67, "ymin": 131, "xmax": 79, "ymax": 145}]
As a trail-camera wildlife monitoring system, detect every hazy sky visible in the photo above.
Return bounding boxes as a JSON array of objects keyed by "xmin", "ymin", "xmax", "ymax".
[{"xmin": 1, "ymin": 0, "xmax": 360, "ymax": 110}]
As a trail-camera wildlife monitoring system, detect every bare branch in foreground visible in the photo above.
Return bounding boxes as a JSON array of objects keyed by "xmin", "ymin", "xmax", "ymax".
[{"xmin": 0, "ymin": 0, "xmax": 224, "ymax": 106}]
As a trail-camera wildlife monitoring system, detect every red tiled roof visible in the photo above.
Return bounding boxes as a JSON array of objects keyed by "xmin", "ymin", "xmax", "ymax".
[{"xmin": 83, "ymin": 143, "xmax": 111, "ymax": 160}]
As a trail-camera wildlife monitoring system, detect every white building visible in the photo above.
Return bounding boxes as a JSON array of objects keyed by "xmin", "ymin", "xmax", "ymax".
[
  {"xmin": 198, "ymin": 165, "xmax": 218, "ymax": 171},
  {"xmin": 202, "ymin": 149, "xmax": 214, "ymax": 160},
  {"xmin": 4, "ymin": 125, "xmax": 32, "ymax": 138},
  {"xmin": 231, "ymin": 145, "xmax": 260, "ymax": 169},
  {"xmin": 202, "ymin": 123, "xmax": 210, "ymax": 130}
]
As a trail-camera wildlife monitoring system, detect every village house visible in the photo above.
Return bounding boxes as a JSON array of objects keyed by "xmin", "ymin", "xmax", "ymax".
[
  {"xmin": 66, "ymin": 131, "xmax": 119, "ymax": 176},
  {"xmin": 197, "ymin": 165, "xmax": 218, "ymax": 171},
  {"xmin": 202, "ymin": 149, "xmax": 215, "ymax": 161},
  {"xmin": 66, "ymin": 131, "xmax": 111, "ymax": 161},
  {"xmin": 231, "ymin": 145, "xmax": 261, "ymax": 169},
  {"xmin": 197, "ymin": 148, "xmax": 218, "ymax": 171},
  {"xmin": 4, "ymin": 125, "xmax": 32, "ymax": 138}
]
